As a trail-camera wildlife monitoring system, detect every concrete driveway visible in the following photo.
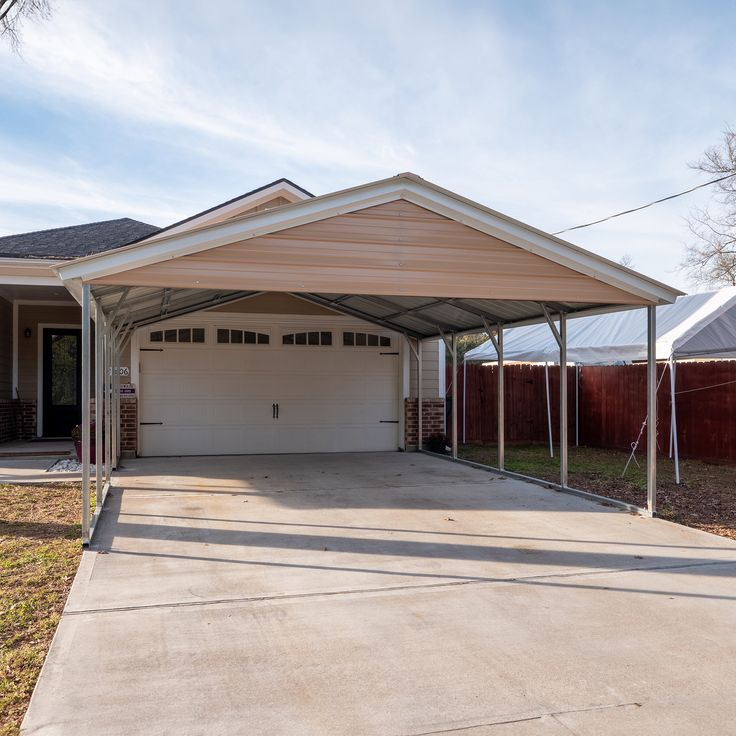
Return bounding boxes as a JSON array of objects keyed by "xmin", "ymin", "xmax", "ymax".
[{"xmin": 22, "ymin": 452, "xmax": 736, "ymax": 735}]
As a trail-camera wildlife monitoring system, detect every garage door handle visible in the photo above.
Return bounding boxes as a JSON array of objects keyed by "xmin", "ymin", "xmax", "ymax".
[
  {"xmin": 140, "ymin": 422, "xmax": 163, "ymax": 425},
  {"xmin": 380, "ymin": 420, "xmax": 399, "ymax": 424},
  {"xmin": 276, "ymin": 403, "xmax": 279, "ymax": 419},
  {"xmin": 272, "ymin": 403, "xmax": 276, "ymax": 419}
]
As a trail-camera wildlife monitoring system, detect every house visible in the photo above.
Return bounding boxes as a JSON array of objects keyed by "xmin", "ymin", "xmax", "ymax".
[
  {"xmin": 0, "ymin": 178, "xmax": 446, "ymax": 455},
  {"xmin": 0, "ymin": 173, "xmax": 682, "ymax": 533}
]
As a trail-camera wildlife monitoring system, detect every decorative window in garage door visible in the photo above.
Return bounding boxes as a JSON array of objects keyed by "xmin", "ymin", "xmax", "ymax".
[
  {"xmin": 343, "ymin": 331, "xmax": 391, "ymax": 348},
  {"xmin": 282, "ymin": 330, "xmax": 333, "ymax": 346},
  {"xmin": 149, "ymin": 327, "xmax": 206, "ymax": 344},
  {"xmin": 217, "ymin": 328, "xmax": 269, "ymax": 345}
]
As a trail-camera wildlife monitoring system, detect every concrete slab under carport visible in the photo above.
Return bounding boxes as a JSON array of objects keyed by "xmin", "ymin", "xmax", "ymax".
[{"xmin": 22, "ymin": 452, "xmax": 736, "ymax": 735}]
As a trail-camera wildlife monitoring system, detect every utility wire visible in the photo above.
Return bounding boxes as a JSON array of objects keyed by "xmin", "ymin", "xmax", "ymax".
[{"xmin": 554, "ymin": 172, "xmax": 736, "ymax": 236}]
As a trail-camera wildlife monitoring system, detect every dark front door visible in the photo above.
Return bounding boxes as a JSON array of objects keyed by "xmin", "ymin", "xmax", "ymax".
[{"xmin": 42, "ymin": 328, "xmax": 82, "ymax": 438}]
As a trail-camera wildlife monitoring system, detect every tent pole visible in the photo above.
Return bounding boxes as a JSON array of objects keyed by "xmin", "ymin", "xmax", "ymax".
[
  {"xmin": 647, "ymin": 306, "xmax": 657, "ymax": 515},
  {"xmin": 670, "ymin": 355, "xmax": 680, "ymax": 484},
  {"xmin": 544, "ymin": 362, "xmax": 554, "ymax": 458},
  {"xmin": 560, "ymin": 312, "xmax": 568, "ymax": 487},
  {"xmin": 94, "ymin": 303, "xmax": 103, "ymax": 507},
  {"xmin": 575, "ymin": 364, "xmax": 579, "ymax": 447},
  {"xmin": 462, "ymin": 357, "xmax": 467, "ymax": 445},
  {"xmin": 81, "ymin": 284, "xmax": 91, "ymax": 545},
  {"xmin": 497, "ymin": 324, "xmax": 504, "ymax": 471},
  {"xmin": 451, "ymin": 334, "xmax": 458, "ymax": 459}
]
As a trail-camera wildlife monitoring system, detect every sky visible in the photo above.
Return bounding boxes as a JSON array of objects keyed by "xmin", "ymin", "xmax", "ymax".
[{"xmin": 0, "ymin": 0, "xmax": 734, "ymax": 292}]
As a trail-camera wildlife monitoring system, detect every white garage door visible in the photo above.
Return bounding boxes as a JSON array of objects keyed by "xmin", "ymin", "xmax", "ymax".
[{"xmin": 138, "ymin": 323, "xmax": 400, "ymax": 456}]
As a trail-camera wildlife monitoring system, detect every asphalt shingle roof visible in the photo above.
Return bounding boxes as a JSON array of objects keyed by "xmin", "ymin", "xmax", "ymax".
[{"xmin": 0, "ymin": 218, "xmax": 160, "ymax": 260}]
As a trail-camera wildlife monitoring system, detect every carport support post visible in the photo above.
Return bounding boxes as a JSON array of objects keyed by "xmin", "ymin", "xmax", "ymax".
[
  {"xmin": 104, "ymin": 324, "xmax": 112, "ymax": 483},
  {"xmin": 647, "ymin": 305, "xmax": 657, "ymax": 515},
  {"xmin": 451, "ymin": 333, "xmax": 458, "ymax": 459},
  {"xmin": 94, "ymin": 303, "xmax": 103, "ymax": 506},
  {"xmin": 559, "ymin": 312, "xmax": 567, "ymax": 488},
  {"xmin": 417, "ymin": 340, "xmax": 423, "ymax": 450},
  {"xmin": 494, "ymin": 324, "xmax": 504, "ymax": 470},
  {"xmin": 81, "ymin": 284, "xmax": 91, "ymax": 545}
]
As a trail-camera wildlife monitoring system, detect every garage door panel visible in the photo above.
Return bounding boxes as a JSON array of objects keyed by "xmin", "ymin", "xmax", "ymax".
[{"xmin": 139, "ymin": 329, "xmax": 400, "ymax": 457}]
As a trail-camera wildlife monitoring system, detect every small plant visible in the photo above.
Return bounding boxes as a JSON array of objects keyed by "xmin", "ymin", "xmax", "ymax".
[{"xmin": 425, "ymin": 433, "xmax": 449, "ymax": 453}]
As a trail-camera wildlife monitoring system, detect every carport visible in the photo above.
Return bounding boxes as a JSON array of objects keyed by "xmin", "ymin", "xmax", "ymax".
[{"xmin": 55, "ymin": 173, "xmax": 682, "ymax": 543}]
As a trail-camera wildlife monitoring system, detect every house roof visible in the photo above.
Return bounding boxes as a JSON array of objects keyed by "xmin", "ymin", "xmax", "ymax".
[
  {"xmin": 0, "ymin": 178, "xmax": 312, "ymax": 262},
  {"xmin": 0, "ymin": 218, "xmax": 159, "ymax": 260}
]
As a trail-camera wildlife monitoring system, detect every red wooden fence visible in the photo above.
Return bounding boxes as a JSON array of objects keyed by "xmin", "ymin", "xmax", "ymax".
[{"xmin": 451, "ymin": 361, "xmax": 736, "ymax": 463}]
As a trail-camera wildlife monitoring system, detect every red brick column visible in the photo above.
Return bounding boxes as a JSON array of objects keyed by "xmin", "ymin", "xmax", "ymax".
[
  {"xmin": 120, "ymin": 397, "xmax": 137, "ymax": 458},
  {"xmin": 404, "ymin": 398, "xmax": 445, "ymax": 450}
]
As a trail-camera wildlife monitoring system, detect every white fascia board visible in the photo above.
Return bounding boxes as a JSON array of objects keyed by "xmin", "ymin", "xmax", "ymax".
[
  {"xmin": 55, "ymin": 173, "xmax": 682, "ymax": 306},
  {"xmin": 0, "ymin": 258, "xmax": 64, "ymax": 286}
]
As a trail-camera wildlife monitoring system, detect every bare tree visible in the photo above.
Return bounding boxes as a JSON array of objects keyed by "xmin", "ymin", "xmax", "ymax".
[
  {"xmin": 681, "ymin": 128, "xmax": 736, "ymax": 287},
  {"xmin": 0, "ymin": 0, "xmax": 52, "ymax": 52},
  {"xmin": 618, "ymin": 254, "xmax": 635, "ymax": 269}
]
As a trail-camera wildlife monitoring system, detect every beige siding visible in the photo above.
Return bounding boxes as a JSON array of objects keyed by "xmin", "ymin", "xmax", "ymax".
[
  {"xmin": 93, "ymin": 201, "xmax": 648, "ymax": 305},
  {"xmin": 0, "ymin": 297, "xmax": 12, "ymax": 399},
  {"xmin": 209, "ymin": 292, "xmax": 338, "ymax": 315},
  {"xmin": 408, "ymin": 339, "xmax": 442, "ymax": 399}
]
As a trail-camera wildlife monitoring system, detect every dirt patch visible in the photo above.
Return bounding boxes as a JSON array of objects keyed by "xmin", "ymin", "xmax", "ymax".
[
  {"xmin": 460, "ymin": 444, "xmax": 736, "ymax": 541},
  {"xmin": 0, "ymin": 483, "xmax": 85, "ymax": 736}
]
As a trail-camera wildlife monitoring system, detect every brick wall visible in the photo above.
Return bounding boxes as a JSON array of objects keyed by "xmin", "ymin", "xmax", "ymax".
[
  {"xmin": 404, "ymin": 398, "xmax": 445, "ymax": 450},
  {"xmin": 0, "ymin": 399, "xmax": 37, "ymax": 442},
  {"xmin": 16, "ymin": 400, "xmax": 36, "ymax": 440},
  {"xmin": 0, "ymin": 401, "xmax": 15, "ymax": 443},
  {"xmin": 120, "ymin": 397, "xmax": 137, "ymax": 458}
]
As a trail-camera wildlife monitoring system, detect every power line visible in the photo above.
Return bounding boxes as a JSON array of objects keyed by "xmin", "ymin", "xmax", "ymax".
[{"xmin": 553, "ymin": 171, "xmax": 736, "ymax": 236}]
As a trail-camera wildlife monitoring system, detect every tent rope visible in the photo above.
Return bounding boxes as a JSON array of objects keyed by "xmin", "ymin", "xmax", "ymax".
[
  {"xmin": 621, "ymin": 363, "xmax": 669, "ymax": 478},
  {"xmin": 675, "ymin": 378, "xmax": 736, "ymax": 395}
]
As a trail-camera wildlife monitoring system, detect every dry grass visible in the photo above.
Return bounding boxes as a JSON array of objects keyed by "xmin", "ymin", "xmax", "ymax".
[
  {"xmin": 460, "ymin": 444, "xmax": 736, "ymax": 541},
  {"xmin": 0, "ymin": 483, "xmax": 87, "ymax": 736}
]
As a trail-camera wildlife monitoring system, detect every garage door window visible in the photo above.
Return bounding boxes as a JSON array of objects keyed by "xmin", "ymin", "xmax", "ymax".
[
  {"xmin": 150, "ymin": 327, "xmax": 205, "ymax": 344},
  {"xmin": 217, "ymin": 329, "xmax": 269, "ymax": 345},
  {"xmin": 282, "ymin": 331, "xmax": 332, "ymax": 346},
  {"xmin": 343, "ymin": 332, "xmax": 391, "ymax": 348}
]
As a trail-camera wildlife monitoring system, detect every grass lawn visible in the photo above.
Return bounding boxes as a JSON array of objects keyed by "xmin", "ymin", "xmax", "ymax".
[
  {"xmin": 0, "ymin": 483, "xmax": 89, "ymax": 736},
  {"xmin": 459, "ymin": 443, "xmax": 736, "ymax": 541}
]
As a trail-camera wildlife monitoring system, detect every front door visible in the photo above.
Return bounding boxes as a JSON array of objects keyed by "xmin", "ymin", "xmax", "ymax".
[{"xmin": 42, "ymin": 328, "xmax": 82, "ymax": 438}]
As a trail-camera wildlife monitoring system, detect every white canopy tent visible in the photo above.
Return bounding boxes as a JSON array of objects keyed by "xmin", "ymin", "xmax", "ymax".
[{"xmin": 464, "ymin": 287, "xmax": 736, "ymax": 482}]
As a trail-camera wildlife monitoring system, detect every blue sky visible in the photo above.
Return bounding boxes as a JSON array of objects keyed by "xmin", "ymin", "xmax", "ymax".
[{"xmin": 0, "ymin": 0, "xmax": 734, "ymax": 290}]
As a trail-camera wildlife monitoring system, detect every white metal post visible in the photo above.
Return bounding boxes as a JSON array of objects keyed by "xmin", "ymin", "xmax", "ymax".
[
  {"xmin": 559, "ymin": 312, "xmax": 568, "ymax": 487},
  {"xmin": 104, "ymin": 324, "xmax": 112, "ymax": 483},
  {"xmin": 113, "ymin": 339, "xmax": 120, "ymax": 466},
  {"xmin": 451, "ymin": 334, "xmax": 458, "ymax": 459},
  {"xmin": 497, "ymin": 324, "xmax": 504, "ymax": 470},
  {"xmin": 575, "ymin": 364, "xmax": 580, "ymax": 446},
  {"xmin": 544, "ymin": 362, "xmax": 554, "ymax": 458},
  {"xmin": 462, "ymin": 357, "xmax": 467, "ymax": 445},
  {"xmin": 647, "ymin": 305, "xmax": 657, "ymax": 515},
  {"xmin": 669, "ymin": 356, "xmax": 680, "ymax": 484},
  {"xmin": 81, "ymin": 284, "xmax": 91, "ymax": 545},
  {"xmin": 417, "ymin": 340, "xmax": 423, "ymax": 450},
  {"xmin": 94, "ymin": 303, "xmax": 103, "ymax": 505}
]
